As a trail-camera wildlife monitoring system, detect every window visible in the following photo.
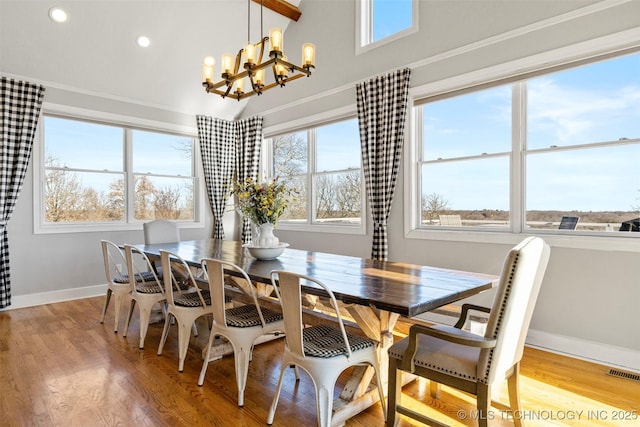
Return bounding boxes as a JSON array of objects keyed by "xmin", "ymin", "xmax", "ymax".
[
  {"xmin": 268, "ymin": 118, "xmax": 364, "ymax": 231},
  {"xmin": 40, "ymin": 114, "xmax": 197, "ymax": 229},
  {"xmin": 418, "ymin": 87, "xmax": 512, "ymax": 229},
  {"xmin": 414, "ymin": 51, "xmax": 640, "ymax": 236},
  {"xmin": 357, "ymin": 0, "xmax": 417, "ymax": 52}
]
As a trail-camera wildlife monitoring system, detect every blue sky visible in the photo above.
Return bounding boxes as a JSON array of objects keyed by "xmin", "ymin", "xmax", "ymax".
[{"xmin": 422, "ymin": 52, "xmax": 640, "ymax": 212}]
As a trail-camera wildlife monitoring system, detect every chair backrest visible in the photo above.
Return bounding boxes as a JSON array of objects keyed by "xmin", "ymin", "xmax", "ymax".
[
  {"xmin": 143, "ymin": 220, "xmax": 180, "ymax": 244},
  {"xmin": 201, "ymin": 258, "xmax": 266, "ymax": 327},
  {"xmin": 101, "ymin": 240, "xmax": 127, "ymax": 285},
  {"xmin": 558, "ymin": 216, "xmax": 579, "ymax": 230},
  {"xmin": 478, "ymin": 236, "xmax": 550, "ymax": 385},
  {"xmin": 123, "ymin": 244, "xmax": 163, "ymax": 295},
  {"xmin": 159, "ymin": 250, "xmax": 207, "ymax": 307},
  {"xmin": 439, "ymin": 214, "xmax": 462, "ymax": 226},
  {"xmin": 270, "ymin": 271, "xmax": 353, "ymax": 359}
]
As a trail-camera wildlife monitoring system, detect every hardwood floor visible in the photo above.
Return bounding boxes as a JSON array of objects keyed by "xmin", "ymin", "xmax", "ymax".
[{"xmin": 1, "ymin": 297, "xmax": 638, "ymax": 426}]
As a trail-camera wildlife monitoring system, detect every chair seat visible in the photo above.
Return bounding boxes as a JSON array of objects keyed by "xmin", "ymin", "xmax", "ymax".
[
  {"xmin": 302, "ymin": 324, "xmax": 375, "ymax": 358},
  {"xmin": 388, "ymin": 328, "xmax": 481, "ymax": 382},
  {"xmin": 113, "ymin": 271, "xmax": 157, "ymax": 284},
  {"xmin": 174, "ymin": 290, "xmax": 212, "ymax": 307},
  {"xmin": 135, "ymin": 282, "xmax": 163, "ymax": 294},
  {"xmin": 225, "ymin": 304, "xmax": 283, "ymax": 328}
]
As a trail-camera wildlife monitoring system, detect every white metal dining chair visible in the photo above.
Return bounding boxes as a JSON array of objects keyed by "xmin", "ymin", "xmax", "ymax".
[
  {"xmin": 267, "ymin": 270, "xmax": 386, "ymax": 427},
  {"xmin": 386, "ymin": 236, "xmax": 550, "ymax": 427},
  {"xmin": 122, "ymin": 244, "xmax": 166, "ymax": 349},
  {"xmin": 198, "ymin": 258, "xmax": 284, "ymax": 406},
  {"xmin": 157, "ymin": 250, "xmax": 214, "ymax": 372},
  {"xmin": 100, "ymin": 240, "xmax": 134, "ymax": 333}
]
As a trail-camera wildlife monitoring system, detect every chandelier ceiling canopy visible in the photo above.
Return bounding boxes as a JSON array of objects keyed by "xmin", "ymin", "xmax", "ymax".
[{"xmin": 201, "ymin": 0, "xmax": 315, "ymax": 101}]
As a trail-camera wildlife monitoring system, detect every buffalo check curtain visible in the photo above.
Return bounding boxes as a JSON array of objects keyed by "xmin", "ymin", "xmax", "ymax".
[
  {"xmin": 235, "ymin": 116, "xmax": 263, "ymax": 244},
  {"xmin": 356, "ymin": 68, "xmax": 411, "ymax": 261},
  {"xmin": 0, "ymin": 76, "xmax": 45, "ymax": 308},
  {"xmin": 197, "ymin": 116, "xmax": 236, "ymax": 239},
  {"xmin": 197, "ymin": 115, "xmax": 263, "ymax": 241}
]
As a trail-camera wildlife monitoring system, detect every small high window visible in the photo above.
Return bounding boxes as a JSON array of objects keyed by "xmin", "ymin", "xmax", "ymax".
[{"xmin": 357, "ymin": 0, "xmax": 417, "ymax": 52}]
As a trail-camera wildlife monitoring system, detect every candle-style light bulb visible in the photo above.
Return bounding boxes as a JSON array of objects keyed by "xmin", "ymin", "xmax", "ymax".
[
  {"xmin": 202, "ymin": 56, "xmax": 215, "ymax": 82},
  {"xmin": 302, "ymin": 43, "xmax": 316, "ymax": 68},
  {"xmin": 221, "ymin": 54, "xmax": 234, "ymax": 76},
  {"xmin": 269, "ymin": 27, "xmax": 283, "ymax": 55}
]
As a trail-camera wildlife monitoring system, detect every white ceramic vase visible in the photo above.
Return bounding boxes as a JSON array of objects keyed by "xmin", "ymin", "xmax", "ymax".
[{"xmin": 256, "ymin": 223, "xmax": 279, "ymax": 247}]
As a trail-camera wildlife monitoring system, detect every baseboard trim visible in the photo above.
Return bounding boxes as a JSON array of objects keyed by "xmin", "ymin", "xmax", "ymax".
[
  {"xmin": 1, "ymin": 284, "xmax": 107, "ymax": 311},
  {"xmin": 526, "ymin": 328, "xmax": 640, "ymax": 373}
]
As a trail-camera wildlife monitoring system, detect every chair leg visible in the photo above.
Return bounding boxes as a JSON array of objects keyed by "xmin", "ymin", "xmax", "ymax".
[
  {"xmin": 233, "ymin": 346, "xmax": 252, "ymax": 407},
  {"xmin": 157, "ymin": 314, "xmax": 172, "ymax": 356},
  {"xmin": 112, "ymin": 291, "xmax": 127, "ymax": 333},
  {"xmin": 123, "ymin": 299, "xmax": 136, "ymax": 338},
  {"xmin": 387, "ymin": 358, "xmax": 401, "ymax": 426},
  {"xmin": 314, "ymin": 376, "xmax": 337, "ymax": 427},
  {"xmin": 267, "ymin": 362, "xmax": 288, "ymax": 425},
  {"xmin": 477, "ymin": 383, "xmax": 491, "ymax": 427},
  {"xmin": 198, "ymin": 328, "xmax": 219, "ymax": 386},
  {"xmin": 177, "ymin": 319, "xmax": 193, "ymax": 372},
  {"xmin": 137, "ymin": 302, "xmax": 153, "ymax": 350},
  {"xmin": 507, "ymin": 363, "xmax": 523, "ymax": 427},
  {"xmin": 100, "ymin": 288, "xmax": 112, "ymax": 324}
]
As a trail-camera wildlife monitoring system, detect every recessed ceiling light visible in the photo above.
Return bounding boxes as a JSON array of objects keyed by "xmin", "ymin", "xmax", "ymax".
[
  {"xmin": 48, "ymin": 7, "xmax": 68, "ymax": 23},
  {"xmin": 137, "ymin": 36, "xmax": 151, "ymax": 48}
]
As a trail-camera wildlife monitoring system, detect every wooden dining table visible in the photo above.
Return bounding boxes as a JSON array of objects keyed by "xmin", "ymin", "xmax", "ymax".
[{"xmin": 137, "ymin": 238, "xmax": 498, "ymax": 425}]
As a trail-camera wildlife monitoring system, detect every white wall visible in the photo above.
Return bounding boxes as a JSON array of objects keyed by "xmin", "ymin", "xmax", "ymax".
[{"xmin": 244, "ymin": 0, "xmax": 640, "ymax": 371}]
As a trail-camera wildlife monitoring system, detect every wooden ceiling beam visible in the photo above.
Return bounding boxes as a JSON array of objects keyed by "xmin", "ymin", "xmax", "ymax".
[{"xmin": 252, "ymin": 0, "xmax": 302, "ymax": 22}]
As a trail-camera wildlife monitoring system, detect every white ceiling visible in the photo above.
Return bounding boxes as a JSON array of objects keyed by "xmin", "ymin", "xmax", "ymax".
[{"xmin": 0, "ymin": 0, "xmax": 301, "ymax": 120}]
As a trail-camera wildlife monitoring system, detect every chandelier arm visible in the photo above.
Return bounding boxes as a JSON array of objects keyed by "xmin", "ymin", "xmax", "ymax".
[
  {"xmin": 233, "ymin": 49, "xmax": 243, "ymax": 75},
  {"xmin": 256, "ymin": 36, "xmax": 268, "ymax": 64}
]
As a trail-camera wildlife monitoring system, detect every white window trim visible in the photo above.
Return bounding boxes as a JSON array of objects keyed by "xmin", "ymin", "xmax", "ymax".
[
  {"xmin": 404, "ymin": 31, "xmax": 640, "ymax": 253},
  {"xmin": 355, "ymin": 0, "xmax": 419, "ymax": 56},
  {"xmin": 263, "ymin": 110, "xmax": 367, "ymax": 236},
  {"xmin": 33, "ymin": 103, "xmax": 205, "ymax": 234}
]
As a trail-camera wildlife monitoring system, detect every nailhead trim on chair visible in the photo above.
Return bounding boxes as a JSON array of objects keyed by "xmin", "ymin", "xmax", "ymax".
[
  {"xmin": 225, "ymin": 305, "xmax": 283, "ymax": 328},
  {"xmin": 482, "ymin": 251, "xmax": 519, "ymax": 382},
  {"xmin": 302, "ymin": 324, "xmax": 374, "ymax": 358}
]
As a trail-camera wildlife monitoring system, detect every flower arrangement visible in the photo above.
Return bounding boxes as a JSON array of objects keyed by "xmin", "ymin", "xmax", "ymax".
[{"xmin": 230, "ymin": 177, "xmax": 296, "ymax": 226}]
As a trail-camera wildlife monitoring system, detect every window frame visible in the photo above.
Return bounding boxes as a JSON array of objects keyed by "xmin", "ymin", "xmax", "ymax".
[
  {"xmin": 356, "ymin": 0, "xmax": 419, "ymax": 55},
  {"xmin": 263, "ymin": 114, "xmax": 367, "ymax": 235},
  {"xmin": 33, "ymin": 104, "xmax": 205, "ymax": 234},
  {"xmin": 405, "ymin": 37, "xmax": 640, "ymax": 253}
]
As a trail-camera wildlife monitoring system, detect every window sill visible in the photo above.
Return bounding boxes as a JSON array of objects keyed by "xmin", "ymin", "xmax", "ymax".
[{"xmin": 405, "ymin": 228, "xmax": 640, "ymax": 253}]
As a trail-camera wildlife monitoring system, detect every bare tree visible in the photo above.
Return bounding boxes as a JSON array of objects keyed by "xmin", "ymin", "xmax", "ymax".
[
  {"xmin": 315, "ymin": 175, "xmax": 336, "ymax": 218},
  {"xmin": 154, "ymin": 186, "xmax": 181, "ymax": 219},
  {"xmin": 334, "ymin": 170, "xmax": 361, "ymax": 217},
  {"xmin": 272, "ymin": 133, "xmax": 307, "ymax": 177},
  {"xmin": 134, "ymin": 176, "xmax": 156, "ymax": 220},
  {"xmin": 422, "ymin": 193, "xmax": 450, "ymax": 222}
]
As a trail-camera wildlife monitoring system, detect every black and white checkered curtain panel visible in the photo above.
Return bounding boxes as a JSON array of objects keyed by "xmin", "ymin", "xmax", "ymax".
[
  {"xmin": 0, "ymin": 77, "xmax": 45, "ymax": 308},
  {"xmin": 356, "ymin": 68, "xmax": 411, "ymax": 261},
  {"xmin": 197, "ymin": 115, "xmax": 236, "ymax": 239},
  {"xmin": 235, "ymin": 116, "xmax": 263, "ymax": 244}
]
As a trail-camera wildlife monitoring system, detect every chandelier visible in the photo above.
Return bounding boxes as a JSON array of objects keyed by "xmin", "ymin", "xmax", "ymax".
[{"xmin": 201, "ymin": 0, "xmax": 315, "ymax": 101}]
